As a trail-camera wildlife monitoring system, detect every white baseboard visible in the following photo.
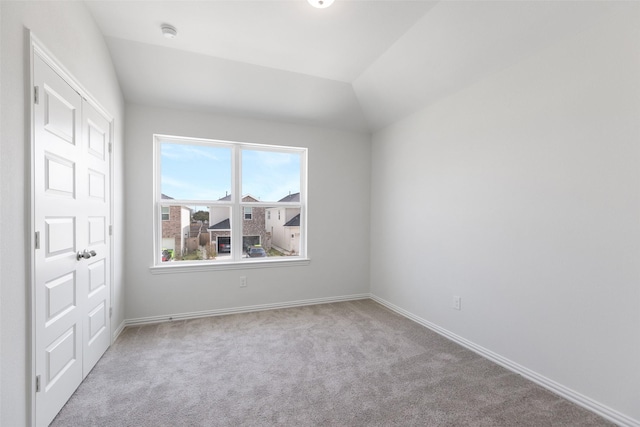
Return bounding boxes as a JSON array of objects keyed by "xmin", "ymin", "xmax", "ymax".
[
  {"xmin": 124, "ymin": 293, "xmax": 371, "ymax": 327},
  {"xmin": 370, "ymin": 294, "xmax": 639, "ymax": 427},
  {"xmin": 112, "ymin": 320, "xmax": 126, "ymax": 342}
]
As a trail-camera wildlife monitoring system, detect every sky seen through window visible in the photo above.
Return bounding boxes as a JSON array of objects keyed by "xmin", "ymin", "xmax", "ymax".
[{"xmin": 161, "ymin": 143, "xmax": 301, "ymax": 202}]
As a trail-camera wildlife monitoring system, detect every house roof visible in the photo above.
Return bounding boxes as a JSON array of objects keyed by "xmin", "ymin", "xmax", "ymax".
[
  {"xmin": 217, "ymin": 194, "xmax": 259, "ymax": 202},
  {"xmin": 284, "ymin": 214, "xmax": 300, "ymax": 227},
  {"xmin": 278, "ymin": 192, "xmax": 300, "ymax": 203},
  {"xmin": 208, "ymin": 218, "xmax": 230, "ymax": 230},
  {"xmin": 161, "ymin": 193, "xmax": 174, "ymax": 199}
]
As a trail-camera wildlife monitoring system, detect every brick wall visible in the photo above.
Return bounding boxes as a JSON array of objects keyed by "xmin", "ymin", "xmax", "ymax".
[
  {"xmin": 161, "ymin": 205, "xmax": 184, "ymax": 254},
  {"xmin": 243, "ymin": 206, "xmax": 268, "ymax": 249}
]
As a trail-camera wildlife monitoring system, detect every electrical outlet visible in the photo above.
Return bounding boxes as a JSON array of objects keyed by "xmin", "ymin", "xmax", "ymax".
[
  {"xmin": 240, "ymin": 276, "xmax": 247, "ymax": 288},
  {"xmin": 452, "ymin": 296, "xmax": 461, "ymax": 310}
]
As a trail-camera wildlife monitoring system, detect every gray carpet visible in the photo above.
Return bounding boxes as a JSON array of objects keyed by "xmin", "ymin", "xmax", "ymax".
[{"xmin": 51, "ymin": 300, "xmax": 612, "ymax": 426}]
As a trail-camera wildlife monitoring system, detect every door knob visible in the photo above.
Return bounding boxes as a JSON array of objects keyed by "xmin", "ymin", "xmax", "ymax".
[{"xmin": 76, "ymin": 249, "xmax": 96, "ymax": 261}]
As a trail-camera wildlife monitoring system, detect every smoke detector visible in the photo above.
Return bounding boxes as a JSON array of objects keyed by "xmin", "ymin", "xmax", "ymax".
[
  {"xmin": 308, "ymin": 0, "xmax": 335, "ymax": 9},
  {"xmin": 161, "ymin": 24, "xmax": 177, "ymax": 39}
]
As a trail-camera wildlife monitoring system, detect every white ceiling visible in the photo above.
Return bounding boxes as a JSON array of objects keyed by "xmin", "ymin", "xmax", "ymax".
[{"xmin": 85, "ymin": 0, "xmax": 618, "ymax": 133}]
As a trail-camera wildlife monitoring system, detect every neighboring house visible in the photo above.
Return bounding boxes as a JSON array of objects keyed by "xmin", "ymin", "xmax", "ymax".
[
  {"xmin": 161, "ymin": 193, "xmax": 192, "ymax": 255},
  {"xmin": 208, "ymin": 195, "xmax": 269, "ymax": 254},
  {"xmin": 265, "ymin": 192, "xmax": 301, "ymax": 254}
]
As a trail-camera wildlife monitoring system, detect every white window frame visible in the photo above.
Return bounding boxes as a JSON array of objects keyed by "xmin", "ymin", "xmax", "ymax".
[
  {"xmin": 161, "ymin": 206, "xmax": 170, "ymax": 221},
  {"xmin": 151, "ymin": 134, "xmax": 309, "ymax": 273}
]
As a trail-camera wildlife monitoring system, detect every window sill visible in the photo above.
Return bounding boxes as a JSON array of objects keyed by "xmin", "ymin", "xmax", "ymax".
[{"xmin": 149, "ymin": 257, "xmax": 311, "ymax": 274}]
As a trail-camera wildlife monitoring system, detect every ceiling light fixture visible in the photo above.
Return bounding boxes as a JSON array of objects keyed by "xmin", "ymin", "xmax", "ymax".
[
  {"xmin": 307, "ymin": 0, "xmax": 334, "ymax": 9},
  {"xmin": 161, "ymin": 24, "xmax": 177, "ymax": 39}
]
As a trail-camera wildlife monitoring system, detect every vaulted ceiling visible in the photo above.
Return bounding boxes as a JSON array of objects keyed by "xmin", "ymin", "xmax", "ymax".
[{"xmin": 85, "ymin": 0, "xmax": 616, "ymax": 134}]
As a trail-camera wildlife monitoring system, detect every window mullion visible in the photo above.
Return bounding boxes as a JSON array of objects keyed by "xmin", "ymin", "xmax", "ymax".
[{"xmin": 232, "ymin": 145, "xmax": 242, "ymax": 261}]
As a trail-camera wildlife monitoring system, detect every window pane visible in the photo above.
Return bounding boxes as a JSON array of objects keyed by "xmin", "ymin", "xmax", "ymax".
[
  {"xmin": 160, "ymin": 204, "xmax": 228, "ymax": 262},
  {"xmin": 241, "ymin": 149, "xmax": 301, "ymax": 203},
  {"xmin": 246, "ymin": 205, "xmax": 302, "ymax": 258},
  {"xmin": 161, "ymin": 143, "xmax": 231, "ymax": 201}
]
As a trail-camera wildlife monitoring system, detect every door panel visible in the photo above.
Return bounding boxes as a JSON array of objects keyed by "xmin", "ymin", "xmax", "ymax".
[
  {"xmin": 45, "ymin": 326, "xmax": 78, "ymax": 387},
  {"xmin": 45, "ymin": 272, "xmax": 76, "ymax": 324},
  {"xmin": 44, "ymin": 217, "xmax": 76, "ymax": 257},
  {"xmin": 43, "ymin": 85, "xmax": 77, "ymax": 144},
  {"xmin": 34, "ymin": 54, "xmax": 85, "ymax": 427},
  {"xmin": 81, "ymin": 101, "xmax": 111, "ymax": 377},
  {"xmin": 88, "ymin": 259, "xmax": 106, "ymax": 294},
  {"xmin": 34, "ymin": 53, "xmax": 111, "ymax": 427},
  {"xmin": 88, "ymin": 302, "xmax": 107, "ymax": 342},
  {"xmin": 45, "ymin": 154, "xmax": 76, "ymax": 196},
  {"xmin": 88, "ymin": 170, "xmax": 106, "ymax": 200},
  {"xmin": 88, "ymin": 216, "xmax": 106, "ymax": 245},
  {"xmin": 87, "ymin": 119, "xmax": 107, "ymax": 160}
]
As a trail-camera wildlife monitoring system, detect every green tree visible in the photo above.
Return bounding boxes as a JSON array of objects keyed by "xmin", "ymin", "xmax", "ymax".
[{"xmin": 192, "ymin": 210, "xmax": 208, "ymax": 222}]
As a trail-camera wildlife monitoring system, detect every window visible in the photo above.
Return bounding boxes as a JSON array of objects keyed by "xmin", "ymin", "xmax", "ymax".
[
  {"xmin": 154, "ymin": 135, "xmax": 307, "ymax": 269},
  {"xmin": 244, "ymin": 207, "xmax": 253, "ymax": 220}
]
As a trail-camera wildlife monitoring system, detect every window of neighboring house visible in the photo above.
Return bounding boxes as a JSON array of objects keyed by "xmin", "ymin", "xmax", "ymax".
[
  {"xmin": 153, "ymin": 134, "xmax": 308, "ymax": 270},
  {"xmin": 244, "ymin": 207, "xmax": 253, "ymax": 220}
]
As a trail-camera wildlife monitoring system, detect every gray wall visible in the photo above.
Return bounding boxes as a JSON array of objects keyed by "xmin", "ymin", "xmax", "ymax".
[
  {"xmin": 0, "ymin": 2, "xmax": 125, "ymax": 425},
  {"xmin": 124, "ymin": 104, "xmax": 371, "ymax": 320},
  {"xmin": 370, "ymin": 5, "xmax": 639, "ymax": 422}
]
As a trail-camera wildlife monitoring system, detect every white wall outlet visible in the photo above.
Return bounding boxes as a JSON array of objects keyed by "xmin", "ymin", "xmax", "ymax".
[
  {"xmin": 452, "ymin": 296, "xmax": 461, "ymax": 310},
  {"xmin": 240, "ymin": 276, "xmax": 247, "ymax": 288}
]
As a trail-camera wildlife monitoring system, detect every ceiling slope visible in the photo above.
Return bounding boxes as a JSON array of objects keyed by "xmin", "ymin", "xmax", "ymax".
[
  {"xmin": 85, "ymin": 0, "xmax": 435, "ymax": 83},
  {"xmin": 353, "ymin": 1, "xmax": 621, "ymax": 131},
  {"xmin": 86, "ymin": 1, "xmax": 620, "ymax": 133},
  {"xmin": 106, "ymin": 37, "xmax": 370, "ymax": 132}
]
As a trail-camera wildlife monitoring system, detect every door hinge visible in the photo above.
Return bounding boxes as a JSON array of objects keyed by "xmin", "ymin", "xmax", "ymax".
[
  {"xmin": 35, "ymin": 375, "xmax": 41, "ymax": 393},
  {"xmin": 108, "ymin": 143, "xmax": 112, "ymax": 154},
  {"xmin": 109, "ymin": 225, "xmax": 113, "ymax": 236},
  {"xmin": 35, "ymin": 231, "xmax": 40, "ymax": 249},
  {"xmin": 109, "ymin": 307, "xmax": 113, "ymax": 318},
  {"xmin": 34, "ymin": 86, "xmax": 39, "ymax": 105}
]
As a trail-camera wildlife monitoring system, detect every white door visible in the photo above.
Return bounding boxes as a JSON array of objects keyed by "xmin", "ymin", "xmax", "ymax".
[
  {"xmin": 82, "ymin": 97, "xmax": 111, "ymax": 374},
  {"xmin": 33, "ymin": 53, "xmax": 111, "ymax": 427}
]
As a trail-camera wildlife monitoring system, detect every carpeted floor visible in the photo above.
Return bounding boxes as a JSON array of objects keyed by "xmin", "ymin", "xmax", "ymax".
[{"xmin": 51, "ymin": 300, "xmax": 612, "ymax": 426}]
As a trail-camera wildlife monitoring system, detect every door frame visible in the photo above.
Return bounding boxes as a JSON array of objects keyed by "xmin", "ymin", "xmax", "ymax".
[{"xmin": 28, "ymin": 33, "xmax": 115, "ymax": 426}]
